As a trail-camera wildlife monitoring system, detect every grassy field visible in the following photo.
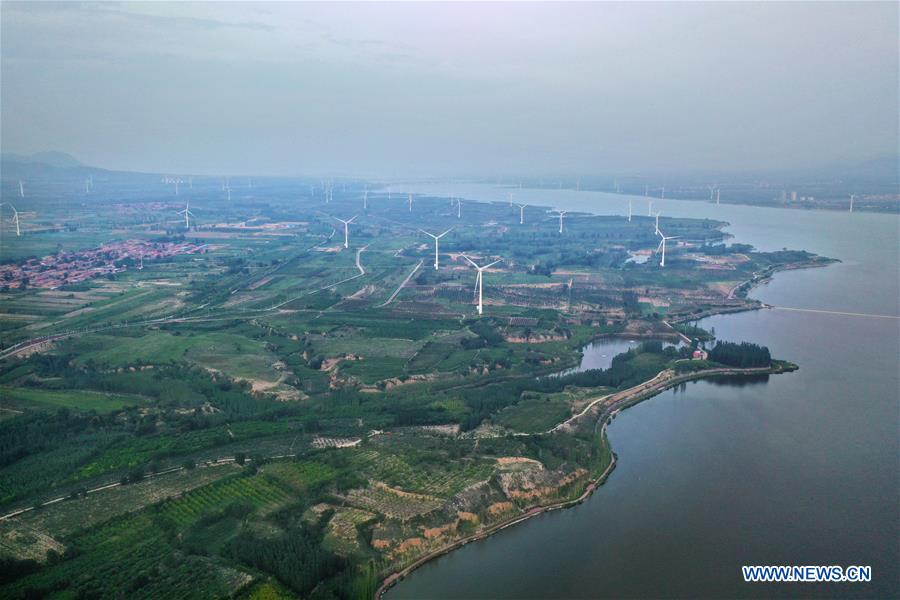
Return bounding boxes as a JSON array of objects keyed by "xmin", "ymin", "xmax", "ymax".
[
  {"xmin": 0, "ymin": 386, "xmax": 146, "ymax": 413},
  {"xmin": 493, "ymin": 394, "xmax": 573, "ymax": 433}
]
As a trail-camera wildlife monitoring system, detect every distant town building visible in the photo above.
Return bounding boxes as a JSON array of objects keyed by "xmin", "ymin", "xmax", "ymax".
[
  {"xmin": 0, "ymin": 239, "xmax": 207, "ymax": 290},
  {"xmin": 692, "ymin": 349, "xmax": 708, "ymax": 360}
]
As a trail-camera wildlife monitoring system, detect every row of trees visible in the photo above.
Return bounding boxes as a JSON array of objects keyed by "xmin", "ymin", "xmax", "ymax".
[{"xmin": 708, "ymin": 341, "xmax": 771, "ymax": 368}]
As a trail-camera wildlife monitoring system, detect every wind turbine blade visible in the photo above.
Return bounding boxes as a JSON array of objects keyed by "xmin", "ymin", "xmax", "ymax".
[
  {"xmin": 461, "ymin": 254, "xmax": 479, "ymax": 268},
  {"xmin": 483, "ymin": 259, "xmax": 503, "ymax": 269},
  {"xmin": 438, "ymin": 228, "xmax": 454, "ymax": 238}
]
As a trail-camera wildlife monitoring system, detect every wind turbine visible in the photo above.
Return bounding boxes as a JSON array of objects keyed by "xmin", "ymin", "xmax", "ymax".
[
  {"xmin": 226, "ymin": 187, "xmax": 231, "ymax": 202},
  {"xmin": 334, "ymin": 216, "xmax": 357, "ymax": 248},
  {"xmin": 716, "ymin": 189, "xmax": 720, "ymax": 205},
  {"xmin": 178, "ymin": 201, "xmax": 195, "ymax": 229},
  {"xmin": 654, "ymin": 211, "xmax": 661, "ymax": 236},
  {"xmin": 508, "ymin": 192, "xmax": 514, "ymax": 207},
  {"xmin": 18, "ymin": 181, "xmax": 24, "ymax": 198},
  {"xmin": 461, "ymin": 255, "xmax": 503, "ymax": 315},
  {"xmin": 420, "ymin": 227, "xmax": 453, "ymax": 269},
  {"xmin": 644, "ymin": 184, "xmax": 649, "ymax": 197},
  {"xmin": 163, "ymin": 176, "xmax": 181, "ymax": 195},
  {"xmin": 655, "ymin": 230, "xmax": 680, "ymax": 268},
  {"xmin": 628, "ymin": 199, "xmax": 632, "ymax": 222},
  {"xmin": 515, "ymin": 203, "xmax": 528, "ymax": 225},
  {"xmin": 0, "ymin": 204, "xmax": 21, "ymax": 236},
  {"xmin": 849, "ymin": 194, "xmax": 855, "ymax": 213},
  {"xmin": 660, "ymin": 186, "xmax": 666, "ymax": 199},
  {"xmin": 648, "ymin": 200, "xmax": 653, "ymax": 217},
  {"xmin": 552, "ymin": 210, "xmax": 566, "ymax": 233},
  {"xmin": 456, "ymin": 198, "xmax": 462, "ymax": 219},
  {"xmin": 408, "ymin": 193, "xmax": 414, "ymax": 212},
  {"xmin": 363, "ymin": 190, "xmax": 369, "ymax": 210}
]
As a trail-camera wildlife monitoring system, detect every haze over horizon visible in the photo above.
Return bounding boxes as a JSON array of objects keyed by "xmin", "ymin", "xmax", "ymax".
[{"xmin": 2, "ymin": 2, "xmax": 898, "ymax": 178}]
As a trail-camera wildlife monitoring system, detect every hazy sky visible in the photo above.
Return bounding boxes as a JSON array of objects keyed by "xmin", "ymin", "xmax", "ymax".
[{"xmin": 2, "ymin": 2, "xmax": 897, "ymax": 177}]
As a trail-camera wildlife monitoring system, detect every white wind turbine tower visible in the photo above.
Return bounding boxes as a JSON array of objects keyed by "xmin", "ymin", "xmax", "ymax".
[
  {"xmin": 515, "ymin": 203, "xmax": 528, "ymax": 225},
  {"xmin": 644, "ymin": 184, "xmax": 649, "ymax": 197},
  {"xmin": 0, "ymin": 204, "xmax": 21, "ymax": 237},
  {"xmin": 508, "ymin": 192, "xmax": 514, "ymax": 207},
  {"xmin": 647, "ymin": 199, "xmax": 653, "ymax": 217},
  {"xmin": 461, "ymin": 255, "xmax": 503, "ymax": 315},
  {"xmin": 628, "ymin": 199, "xmax": 633, "ymax": 222},
  {"xmin": 708, "ymin": 185, "xmax": 716, "ymax": 201},
  {"xmin": 420, "ymin": 228, "xmax": 453, "ymax": 269},
  {"xmin": 716, "ymin": 189, "xmax": 720, "ymax": 205},
  {"xmin": 178, "ymin": 201, "xmax": 195, "ymax": 229},
  {"xmin": 849, "ymin": 194, "xmax": 855, "ymax": 213},
  {"xmin": 408, "ymin": 193, "xmax": 414, "ymax": 212},
  {"xmin": 226, "ymin": 187, "xmax": 232, "ymax": 202},
  {"xmin": 655, "ymin": 229, "xmax": 680, "ymax": 268},
  {"xmin": 18, "ymin": 181, "xmax": 24, "ymax": 198},
  {"xmin": 456, "ymin": 198, "xmax": 462, "ymax": 219},
  {"xmin": 334, "ymin": 216, "xmax": 357, "ymax": 249},
  {"xmin": 363, "ymin": 190, "xmax": 369, "ymax": 210},
  {"xmin": 660, "ymin": 186, "xmax": 666, "ymax": 199},
  {"xmin": 552, "ymin": 210, "xmax": 566, "ymax": 233},
  {"xmin": 654, "ymin": 211, "xmax": 661, "ymax": 236}
]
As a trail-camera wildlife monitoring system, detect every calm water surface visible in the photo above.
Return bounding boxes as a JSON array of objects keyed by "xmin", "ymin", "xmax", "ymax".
[
  {"xmin": 389, "ymin": 184, "xmax": 899, "ymax": 599},
  {"xmin": 555, "ymin": 338, "xmax": 643, "ymax": 375}
]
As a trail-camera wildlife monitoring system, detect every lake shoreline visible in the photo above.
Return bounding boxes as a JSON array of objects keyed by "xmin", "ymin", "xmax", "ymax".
[{"xmin": 375, "ymin": 361, "xmax": 794, "ymax": 599}]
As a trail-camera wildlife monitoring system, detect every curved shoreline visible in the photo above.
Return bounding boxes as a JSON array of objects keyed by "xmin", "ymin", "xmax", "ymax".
[{"xmin": 374, "ymin": 362, "xmax": 793, "ymax": 599}]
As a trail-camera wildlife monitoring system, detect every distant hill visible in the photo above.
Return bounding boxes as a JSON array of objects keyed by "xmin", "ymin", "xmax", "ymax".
[
  {"xmin": 2, "ymin": 151, "xmax": 83, "ymax": 169},
  {"xmin": 28, "ymin": 151, "xmax": 84, "ymax": 169},
  {"xmin": 1, "ymin": 151, "xmax": 96, "ymax": 181}
]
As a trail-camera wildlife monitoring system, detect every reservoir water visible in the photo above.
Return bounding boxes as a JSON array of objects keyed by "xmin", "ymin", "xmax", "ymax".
[
  {"xmin": 555, "ymin": 338, "xmax": 643, "ymax": 375},
  {"xmin": 389, "ymin": 184, "xmax": 900, "ymax": 599}
]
